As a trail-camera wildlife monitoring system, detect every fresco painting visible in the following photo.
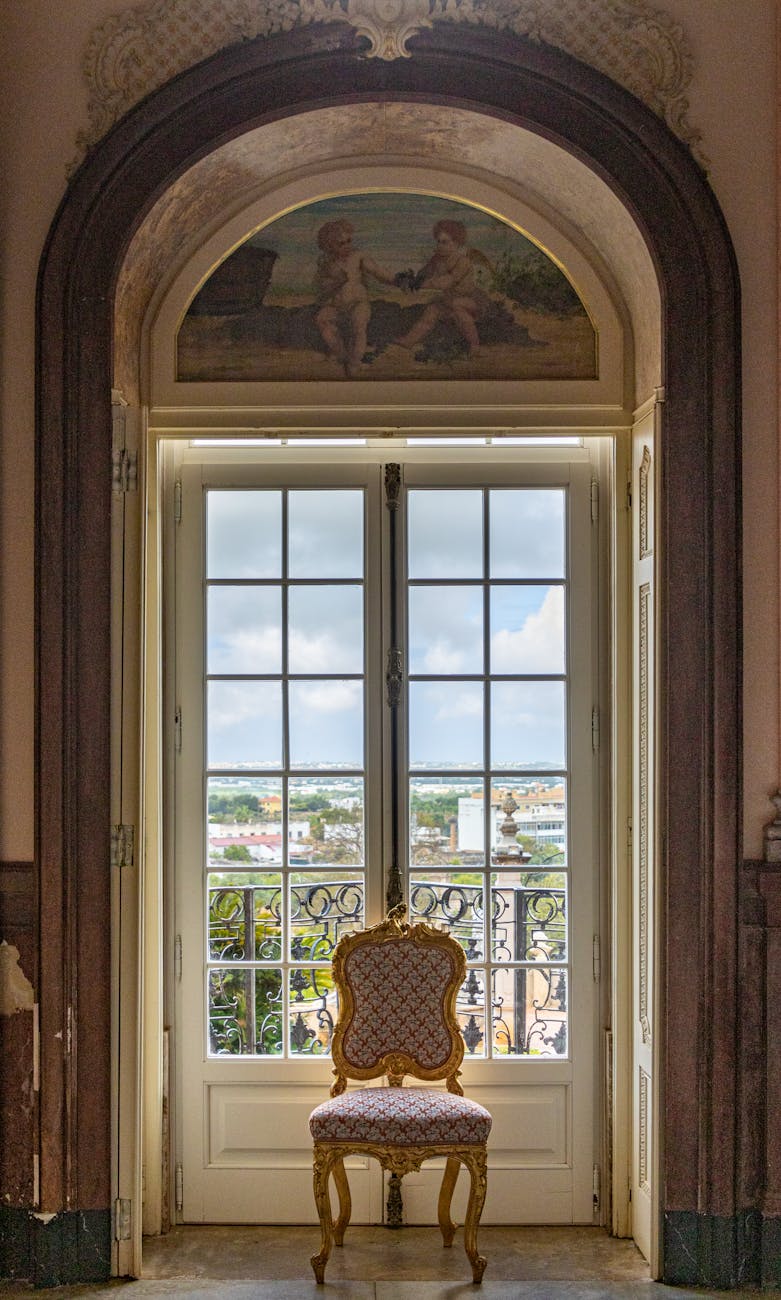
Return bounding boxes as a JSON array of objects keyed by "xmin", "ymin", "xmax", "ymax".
[{"xmin": 177, "ymin": 195, "xmax": 597, "ymax": 382}]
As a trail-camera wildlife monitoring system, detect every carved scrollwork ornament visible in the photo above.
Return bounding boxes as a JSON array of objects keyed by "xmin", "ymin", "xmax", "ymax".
[
  {"xmin": 384, "ymin": 462, "xmax": 401, "ymax": 510},
  {"xmin": 75, "ymin": 0, "xmax": 703, "ymax": 163}
]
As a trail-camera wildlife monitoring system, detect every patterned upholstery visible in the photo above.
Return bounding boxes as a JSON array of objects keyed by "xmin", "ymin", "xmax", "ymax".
[
  {"xmin": 310, "ymin": 1086, "xmax": 492, "ymax": 1146},
  {"xmin": 309, "ymin": 910, "xmax": 490, "ymax": 1285},
  {"xmin": 342, "ymin": 940, "xmax": 457, "ymax": 1072}
]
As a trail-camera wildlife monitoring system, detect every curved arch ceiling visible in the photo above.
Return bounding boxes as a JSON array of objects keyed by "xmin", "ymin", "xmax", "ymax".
[{"xmin": 116, "ymin": 102, "xmax": 660, "ymax": 407}]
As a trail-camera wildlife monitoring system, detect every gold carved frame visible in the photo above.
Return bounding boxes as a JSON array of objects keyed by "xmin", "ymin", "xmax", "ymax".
[{"xmin": 311, "ymin": 906, "xmax": 488, "ymax": 1284}]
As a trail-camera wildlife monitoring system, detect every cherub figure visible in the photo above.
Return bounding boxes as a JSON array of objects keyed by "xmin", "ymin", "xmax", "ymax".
[
  {"xmin": 394, "ymin": 219, "xmax": 493, "ymax": 356},
  {"xmin": 314, "ymin": 219, "xmax": 397, "ymax": 377}
]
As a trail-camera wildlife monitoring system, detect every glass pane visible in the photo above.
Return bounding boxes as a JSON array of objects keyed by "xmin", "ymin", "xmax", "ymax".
[
  {"xmin": 457, "ymin": 970, "xmax": 488, "ymax": 1059},
  {"xmin": 289, "ymin": 968, "xmax": 337, "ymax": 1056},
  {"xmin": 208, "ymin": 967, "xmax": 252, "ymax": 1055},
  {"xmin": 289, "ymin": 871, "xmax": 364, "ymax": 961},
  {"xmin": 207, "ymin": 681, "xmax": 282, "ymax": 769},
  {"xmin": 409, "ymin": 585, "xmax": 483, "ymax": 674},
  {"xmin": 288, "ymin": 680, "xmax": 363, "ymax": 768},
  {"xmin": 489, "ymin": 489, "xmax": 565, "ymax": 579},
  {"xmin": 288, "ymin": 490, "xmax": 363, "ymax": 579},
  {"xmin": 207, "ymin": 776, "xmax": 283, "ymax": 866},
  {"xmin": 288, "ymin": 585, "xmax": 363, "ymax": 674},
  {"xmin": 207, "ymin": 872, "xmax": 282, "ymax": 961},
  {"xmin": 409, "ymin": 681, "xmax": 483, "ymax": 769},
  {"xmin": 409, "ymin": 872, "xmax": 485, "ymax": 960},
  {"xmin": 289, "ymin": 778, "xmax": 364, "ymax": 868},
  {"xmin": 207, "ymin": 585, "xmax": 281, "ymax": 674},
  {"xmin": 492, "ymin": 966, "xmax": 567, "ymax": 1057},
  {"xmin": 490, "ymin": 681, "xmax": 566, "ymax": 770},
  {"xmin": 409, "ymin": 777, "xmax": 484, "ymax": 869},
  {"xmin": 255, "ymin": 969, "xmax": 284, "ymax": 1055},
  {"xmin": 408, "ymin": 490, "xmax": 483, "ymax": 579},
  {"xmin": 208, "ymin": 967, "xmax": 283, "ymax": 1056},
  {"xmin": 207, "ymin": 491, "xmax": 281, "ymax": 579},
  {"xmin": 490, "ymin": 871, "xmax": 567, "ymax": 964},
  {"xmin": 489, "ymin": 779, "xmax": 567, "ymax": 865},
  {"xmin": 490, "ymin": 585, "xmax": 565, "ymax": 675}
]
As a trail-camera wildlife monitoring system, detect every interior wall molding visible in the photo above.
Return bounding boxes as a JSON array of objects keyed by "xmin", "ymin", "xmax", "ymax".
[{"xmin": 75, "ymin": 0, "xmax": 702, "ymax": 164}]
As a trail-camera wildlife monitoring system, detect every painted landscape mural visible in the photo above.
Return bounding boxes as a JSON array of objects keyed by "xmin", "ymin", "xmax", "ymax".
[{"xmin": 177, "ymin": 194, "xmax": 597, "ymax": 382}]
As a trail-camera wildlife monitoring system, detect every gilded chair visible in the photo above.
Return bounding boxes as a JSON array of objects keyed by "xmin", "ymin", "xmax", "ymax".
[{"xmin": 308, "ymin": 904, "xmax": 491, "ymax": 1283}]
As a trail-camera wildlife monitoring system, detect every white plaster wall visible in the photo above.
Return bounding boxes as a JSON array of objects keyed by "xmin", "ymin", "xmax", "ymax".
[{"xmin": 0, "ymin": 0, "xmax": 776, "ymax": 858}]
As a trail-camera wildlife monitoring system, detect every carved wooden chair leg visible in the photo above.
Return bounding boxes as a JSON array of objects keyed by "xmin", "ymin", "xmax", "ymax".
[
  {"xmin": 437, "ymin": 1155, "xmax": 461, "ymax": 1246},
  {"xmin": 310, "ymin": 1144, "xmax": 336, "ymax": 1283},
  {"xmin": 331, "ymin": 1155, "xmax": 352, "ymax": 1245},
  {"xmin": 462, "ymin": 1148, "xmax": 488, "ymax": 1283}
]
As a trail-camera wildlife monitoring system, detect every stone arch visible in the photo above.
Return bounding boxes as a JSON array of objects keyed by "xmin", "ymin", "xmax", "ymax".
[{"xmin": 36, "ymin": 24, "xmax": 741, "ymax": 1286}]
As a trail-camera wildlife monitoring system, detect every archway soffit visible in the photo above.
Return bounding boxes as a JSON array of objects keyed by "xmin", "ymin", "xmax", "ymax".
[{"xmin": 75, "ymin": 0, "xmax": 703, "ymax": 167}]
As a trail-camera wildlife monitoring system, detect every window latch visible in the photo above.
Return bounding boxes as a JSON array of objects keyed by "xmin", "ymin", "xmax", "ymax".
[{"xmin": 386, "ymin": 647, "xmax": 403, "ymax": 707}]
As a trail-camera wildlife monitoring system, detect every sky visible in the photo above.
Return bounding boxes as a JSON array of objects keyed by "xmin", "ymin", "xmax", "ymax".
[
  {"xmin": 205, "ymin": 487, "xmax": 569, "ymax": 772},
  {"xmin": 237, "ymin": 193, "xmax": 578, "ymax": 302}
]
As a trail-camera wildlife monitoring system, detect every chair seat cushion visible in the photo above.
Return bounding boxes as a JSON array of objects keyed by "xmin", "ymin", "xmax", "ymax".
[{"xmin": 309, "ymin": 1087, "xmax": 491, "ymax": 1146}]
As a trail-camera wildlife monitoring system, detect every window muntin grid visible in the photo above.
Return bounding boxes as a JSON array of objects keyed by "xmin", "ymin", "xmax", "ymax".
[
  {"xmin": 199, "ymin": 478, "xmax": 575, "ymax": 1061},
  {"xmin": 406, "ymin": 487, "xmax": 569, "ymax": 1058},
  {"xmin": 204, "ymin": 488, "xmax": 367, "ymax": 1057}
]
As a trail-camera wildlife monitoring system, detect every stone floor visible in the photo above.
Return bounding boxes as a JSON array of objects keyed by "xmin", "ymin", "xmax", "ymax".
[{"xmin": 0, "ymin": 1226, "xmax": 775, "ymax": 1297}]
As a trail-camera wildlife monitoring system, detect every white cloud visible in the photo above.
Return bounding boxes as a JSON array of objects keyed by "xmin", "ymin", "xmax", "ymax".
[
  {"xmin": 491, "ymin": 587, "xmax": 564, "ymax": 674},
  {"xmin": 292, "ymin": 680, "xmax": 362, "ymax": 714},
  {"xmin": 209, "ymin": 681, "xmax": 281, "ymax": 729},
  {"xmin": 434, "ymin": 688, "xmax": 483, "ymax": 721},
  {"xmin": 210, "ymin": 626, "xmax": 282, "ymax": 673}
]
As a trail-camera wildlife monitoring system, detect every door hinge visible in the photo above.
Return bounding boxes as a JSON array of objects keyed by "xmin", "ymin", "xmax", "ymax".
[
  {"xmin": 592, "ymin": 934, "xmax": 601, "ymax": 982},
  {"xmin": 174, "ymin": 706, "xmax": 182, "ymax": 753},
  {"xmin": 627, "ymin": 816, "xmax": 633, "ymax": 854},
  {"xmin": 114, "ymin": 1197, "xmax": 132, "ymax": 1241},
  {"xmin": 175, "ymin": 1162, "xmax": 184, "ymax": 1214},
  {"xmin": 112, "ymin": 448, "xmax": 138, "ymax": 494},
  {"xmin": 174, "ymin": 479, "xmax": 182, "ymax": 524},
  {"xmin": 111, "ymin": 391, "xmax": 138, "ymax": 494},
  {"xmin": 111, "ymin": 824, "xmax": 135, "ymax": 868},
  {"xmin": 593, "ymin": 1164, "xmax": 601, "ymax": 1214},
  {"xmin": 175, "ymin": 934, "xmax": 183, "ymax": 982},
  {"xmin": 626, "ymin": 470, "xmax": 633, "ymax": 512},
  {"xmin": 590, "ymin": 479, "xmax": 599, "ymax": 524},
  {"xmin": 591, "ymin": 707, "xmax": 600, "ymax": 752}
]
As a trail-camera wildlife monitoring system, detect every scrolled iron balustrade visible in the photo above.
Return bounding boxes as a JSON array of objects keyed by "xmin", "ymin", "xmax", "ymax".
[
  {"xmin": 206, "ymin": 876, "xmax": 566, "ymax": 1057},
  {"xmin": 207, "ymin": 877, "xmax": 361, "ymax": 1056},
  {"xmin": 410, "ymin": 877, "xmax": 567, "ymax": 1057}
]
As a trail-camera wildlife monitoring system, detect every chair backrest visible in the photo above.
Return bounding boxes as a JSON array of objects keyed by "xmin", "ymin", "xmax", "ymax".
[{"xmin": 329, "ymin": 905, "xmax": 466, "ymax": 1095}]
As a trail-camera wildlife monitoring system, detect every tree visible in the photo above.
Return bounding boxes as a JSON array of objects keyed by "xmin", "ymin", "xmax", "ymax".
[
  {"xmin": 222, "ymin": 844, "xmax": 254, "ymax": 863},
  {"xmin": 309, "ymin": 806, "xmax": 362, "ymax": 864}
]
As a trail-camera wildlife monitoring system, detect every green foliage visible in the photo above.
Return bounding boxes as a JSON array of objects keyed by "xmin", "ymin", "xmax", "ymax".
[
  {"xmin": 492, "ymin": 249, "xmax": 583, "ymax": 316},
  {"xmin": 221, "ymin": 844, "xmax": 254, "ymax": 863},
  {"xmin": 410, "ymin": 791, "xmax": 459, "ymax": 830},
  {"xmin": 289, "ymin": 794, "xmax": 331, "ymax": 812},
  {"xmin": 208, "ymin": 791, "xmax": 272, "ymax": 822},
  {"xmin": 516, "ymin": 834, "xmax": 565, "ymax": 869}
]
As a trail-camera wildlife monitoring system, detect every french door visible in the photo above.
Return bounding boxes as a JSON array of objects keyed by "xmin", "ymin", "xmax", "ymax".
[{"xmin": 173, "ymin": 447, "xmax": 601, "ymax": 1225}]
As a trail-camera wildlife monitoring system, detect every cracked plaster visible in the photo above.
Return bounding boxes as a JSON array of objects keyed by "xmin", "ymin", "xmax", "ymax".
[{"xmin": 0, "ymin": 941, "xmax": 34, "ymax": 1016}]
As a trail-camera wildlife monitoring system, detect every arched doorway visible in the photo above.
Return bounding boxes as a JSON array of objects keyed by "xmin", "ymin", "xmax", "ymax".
[{"xmin": 36, "ymin": 25, "xmax": 741, "ymax": 1288}]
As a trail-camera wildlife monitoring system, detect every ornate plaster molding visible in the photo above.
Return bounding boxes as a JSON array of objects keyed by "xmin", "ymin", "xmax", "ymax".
[{"xmin": 75, "ymin": 0, "xmax": 702, "ymax": 163}]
